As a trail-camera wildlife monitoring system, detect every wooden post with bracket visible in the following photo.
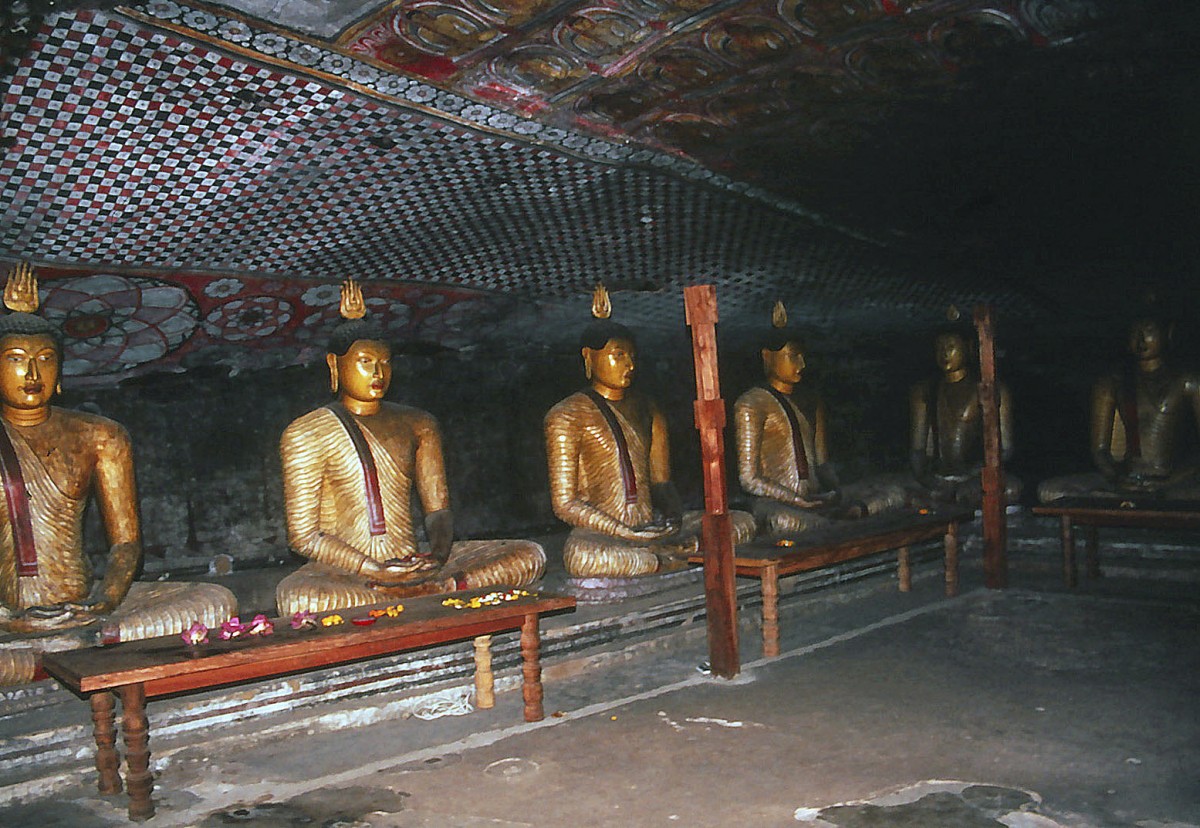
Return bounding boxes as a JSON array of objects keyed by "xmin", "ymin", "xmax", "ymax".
[
  {"xmin": 974, "ymin": 303, "xmax": 1008, "ymax": 588},
  {"xmin": 684, "ymin": 284, "xmax": 740, "ymax": 678}
]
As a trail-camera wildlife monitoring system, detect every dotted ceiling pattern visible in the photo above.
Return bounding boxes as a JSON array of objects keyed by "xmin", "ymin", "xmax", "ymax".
[{"xmin": 0, "ymin": 6, "xmax": 1049, "ymax": 382}]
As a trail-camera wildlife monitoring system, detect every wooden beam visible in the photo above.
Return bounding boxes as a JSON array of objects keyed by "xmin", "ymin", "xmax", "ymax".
[
  {"xmin": 973, "ymin": 304, "xmax": 1008, "ymax": 588},
  {"xmin": 684, "ymin": 285, "xmax": 739, "ymax": 678}
]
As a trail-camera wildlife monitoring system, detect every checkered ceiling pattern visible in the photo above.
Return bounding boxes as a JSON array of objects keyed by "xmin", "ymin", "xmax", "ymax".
[{"xmin": 0, "ymin": 5, "xmax": 1071, "ymax": 382}]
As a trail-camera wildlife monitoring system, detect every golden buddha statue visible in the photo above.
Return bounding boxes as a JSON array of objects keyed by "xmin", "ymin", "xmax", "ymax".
[
  {"xmin": 275, "ymin": 280, "xmax": 544, "ymax": 615},
  {"xmin": 909, "ymin": 328, "xmax": 1021, "ymax": 507},
  {"xmin": 0, "ymin": 263, "xmax": 236, "ymax": 685},
  {"xmin": 1039, "ymin": 316, "xmax": 1200, "ymax": 501},
  {"xmin": 735, "ymin": 303, "xmax": 906, "ymax": 536},
  {"xmin": 544, "ymin": 286, "xmax": 754, "ymax": 578}
]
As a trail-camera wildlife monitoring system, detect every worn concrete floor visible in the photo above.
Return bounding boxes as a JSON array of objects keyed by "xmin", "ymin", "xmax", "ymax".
[{"xmin": 1, "ymin": 558, "xmax": 1197, "ymax": 828}]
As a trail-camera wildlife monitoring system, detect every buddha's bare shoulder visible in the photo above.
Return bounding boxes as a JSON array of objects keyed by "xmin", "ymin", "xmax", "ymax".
[
  {"xmin": 546, "ymin": 390, "xmax": 593, "ymax": 424},
  {"xmin": 735, "ymin": 386, "xmax": 772, "ymax": 407},
  {"xmin": 378, "ymin": 402, "xmax": 439, "ymax": 431},
  {"xmin": 50, "ymin": 406, "xmax": 130, "ymax": 440},
  {"xmin": 47, "ymin": 407, "xmax": 131, "ymax": 458}
]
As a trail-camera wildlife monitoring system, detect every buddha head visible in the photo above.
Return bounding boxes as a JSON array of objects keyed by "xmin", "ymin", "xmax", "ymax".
[
  {"xmin": 934, "ymin": 331, "xmax": 969, "ymax": 377},
  {"xmin": 580, "ymin": 285, "xmax": 636, "ymax": 396},
  {"xmin": 326, "ymin": 280, "xmax": 391, "ymax": 405},
  {"xmin": 1128, "ymin": 317, "xmax": 1169, "ymax": 362},
  {"xmin": 0, "ymin": 263, "xmax": 62, "ymax": 421},
  {"xmin": 760, "ymin": 301, "xmax": 805, "ymax": 391}
]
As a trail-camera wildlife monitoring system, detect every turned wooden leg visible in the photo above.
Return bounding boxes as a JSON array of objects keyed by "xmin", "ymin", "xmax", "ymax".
[
  {"xmin": 118, "ymin": 684, "xmax": 154, "ymax": 822},
  {"xmin": 473, "ymin": 635, "xmax": 495, "ymax": 710},
  {"xmin": 91, "ymin": 691, "xmax": 122, "ymax": 796},
  {"xmin": 944, "ymin": 523, "xmax": 959, "ymax": 598},
  {"xmin": 1061, "ymin": 516, "xmax": 1076, "ymax": 588},
  {"xmin": 1085, "ymin": 524, "xmax": 1101, "ymax": 579},
  {"xmin": 761, "ymin": 564, "xmax": 780, "ymax": 658},
  {"xmin": 520, "ymin": 614, "xmax": 543, "ymax": 723},
  {"xmin": 897, "ymin": 546, "xmax": 912, "ymax": 592}
]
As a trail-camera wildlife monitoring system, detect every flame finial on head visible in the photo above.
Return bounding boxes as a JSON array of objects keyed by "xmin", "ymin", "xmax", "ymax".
[
  {"xmin": 591, "ymin": 284, "xmax": 611, "ymax": 320},
  {"xmin": 4, "ymin": 262, "xmax": 40, "ymax": 314},
  {"xmin": 339, "ymin": 279, "xmax": 366, "ymax": 320},
  {"xmin": 772, "ymin": 301, "xmax": 787, "ymax": 329}
]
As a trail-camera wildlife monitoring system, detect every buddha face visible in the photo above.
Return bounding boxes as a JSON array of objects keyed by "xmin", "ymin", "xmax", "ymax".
[
  {"xmin": 583, "ymin": 337, "xmax": 636, "ymax": 392},
  {"xmin": 0, "ymin": 333, "xmax": 60, "ymax": 412},
  {"xmin": 1128, "ymin": 318, "xmax": 1165, "ymax": 360},
  {"xmin": 329, "ymin": 339, "xmax": 392, "ymax": 402},
  {"xmin": 762, "ymin": 341, "xmax": 805, "ymax": 387},
  {"xmin": 935, "ymin": 333, "xmax": 967, "ymax": 374}
]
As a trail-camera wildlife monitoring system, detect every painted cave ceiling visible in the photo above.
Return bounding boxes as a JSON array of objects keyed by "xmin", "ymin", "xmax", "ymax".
[{"xmin": 0, "ymin": 0, "xmax": 1196, "ymax": 384}]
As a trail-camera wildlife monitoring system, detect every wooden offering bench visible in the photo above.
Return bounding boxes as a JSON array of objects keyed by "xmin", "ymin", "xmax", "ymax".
[
  {"xmin": 41, "ymin": 588, "xmax": 576, "ymax": 822},
  {"xmin": 690, "ymin": 507, "xmax": 972, "ymax": 658},
  {"xmin": 1032, "ymin": 497, "xmax": 1200, "ymax": 587}
]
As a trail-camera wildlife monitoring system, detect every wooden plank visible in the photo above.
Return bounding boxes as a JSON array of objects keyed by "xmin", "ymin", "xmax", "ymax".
[
  {"xmin": 974, "ymin": 304, "xmax": 1008, "ymax": 588},
  {"xmin": 42, "ymin": 591, "xmax": 574, "ymax": 696},
  {"xmin": 684, "ymin": 284, "xmax": 739, "ymax": 679}
]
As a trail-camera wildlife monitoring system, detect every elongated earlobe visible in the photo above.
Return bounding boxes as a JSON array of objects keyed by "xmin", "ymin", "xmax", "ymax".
[{"xmin": 326, "ymin": 353, "xmax": 339, "ymax": 394}]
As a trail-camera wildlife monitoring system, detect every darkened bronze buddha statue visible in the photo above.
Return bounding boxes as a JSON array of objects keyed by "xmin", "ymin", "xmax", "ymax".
[
  {"xmin": 0, "ymin": 263, "xmax": 235, "ymax": 685},
  {"xmin": 1039, "ymin": 316, "xmax": 1200, "ymax": 502},
  {"xmin": 544, "ymin": 286, "xmax": 753, "ymax": 578},
  {"xmin": 275, "ymin": 280, "xmax": 544, "ymax": 615},
  {"xmin": 910, "ymin": 328, "xmax": 1021, "ymax": 508}
]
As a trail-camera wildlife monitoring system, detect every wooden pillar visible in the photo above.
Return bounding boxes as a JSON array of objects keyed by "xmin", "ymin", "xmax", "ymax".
[
  {"xmin": 684, "ymin": 285, "xmax": 739, "ymax": 679},
  {"xmin": 118, "ymin": 683, "xmax": 154, "ymax": 822},
  {"xmin": 520, "ymin": 614, "xmax": 544, "ymax": 722},
  {"xmin": 90, "ymin": 691, "xmax": 122, "ymax": 795},
  {"xmin": 974, "ymin": 304, "xmax": 1008, "ymax": 589},
  {"xmin": 473, "ymin": 635, "xmax": 494, "ymax": 710}
]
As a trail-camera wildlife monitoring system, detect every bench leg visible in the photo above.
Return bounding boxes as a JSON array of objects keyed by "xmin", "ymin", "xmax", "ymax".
[
  {"xmin": 1061, "ymin": 516, "xmax": 1076, "ymax": 588},
  {"xmin": 118, "ymin": 684, "xmax": 154, "ymax": 822},
  {"xmin": 91, "ymin": 691, "xmax": 122, "ymax": 796},
  {"xmin": 473, "ymin": 635, "xmax": 495, "ymax": 710},
  {"xmin": 762, "ymin": 564, "xmax": 780, "ymax": 658},
  {"xmin": 1085, "ymin": 525, "xmax": 1101, "ymax": 579},
  {"xmin": 520, "ymin": 614, "xmax": 543, "ymax": 723},
  {"xmin": 897, "ymin": 546, "xmax": 911, "ymax": 592},
  {"xmin": 944, "ymin": 523, "xmax": 959, "ymax": 598}
]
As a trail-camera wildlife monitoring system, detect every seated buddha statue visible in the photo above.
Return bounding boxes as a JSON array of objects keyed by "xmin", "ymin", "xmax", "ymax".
[
  {"xmin": 275, "ymin": 281, "xmax": 545, "ymax": 616},
  {"xmin": 735, "ymin": 303, "xmax": 906, "ymax": 537},
  {"xmin": 909, "ymin": 327, "xmax": 1021, "ymax": 508},
  {"xmin": 1039, "ymin": 316, "xmax": 1200, "ymax": 502},
  {"xmin": 0, "ymin": 263, "xmax": 236, "ymax": 686},
  {"xmin": 544, "ymin": 286, "xmax": 754, "ymax": 579}
]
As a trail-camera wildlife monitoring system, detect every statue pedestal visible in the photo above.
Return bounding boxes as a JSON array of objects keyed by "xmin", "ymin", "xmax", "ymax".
[{"xmin": 557, "ymin": 567, "xmax": 703, "ymax": 604}]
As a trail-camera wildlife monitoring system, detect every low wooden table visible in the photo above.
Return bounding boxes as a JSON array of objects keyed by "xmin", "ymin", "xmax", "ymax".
[
  {"xmin": 1032, "ymin": 497, "xmax": 1200, "ymax": 587},
  {"xmin": 690, "ymin": 507, "xmax": 972, "ymax": 658},
  {"xmin": 41, "ymin": 588, "xmax": 575, "ymax": 822}
]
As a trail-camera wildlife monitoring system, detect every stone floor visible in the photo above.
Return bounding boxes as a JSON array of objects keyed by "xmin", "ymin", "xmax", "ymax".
[{"xmin": 1, "ymin": 525, "xmax": 1198, "ymax": 827}]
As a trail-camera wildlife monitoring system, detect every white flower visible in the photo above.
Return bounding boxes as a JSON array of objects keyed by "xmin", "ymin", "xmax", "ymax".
[
  {"xmin": 181, "ymin": 10, "xmax": 218, "ymax": 30},
  {"xmin": 252, "ymin": 33, "xmax": 289, "ymax": 56},
  {"xmin": 487, "ymin": 112, "xmax": 518, "ymax": 130},
  {"xmin": 376, "ymin": 76, "xmax": 412, "ymax": 96},
  {"xmin": 217, "ymin": 20, "xmax": 253, "ymax": 44},
  {"xmin": 461, "ymin": 104, "xmax": 491, "ymax": 122},
  {"xmin": 348, "ymin": 64, "xmax": 382, "ymax": 85},
  {"xmin": 288, "ymin": 44, "xmax": 322, "ymax": 67},
  {"xmin": 301, "ymin": 284, "xmax": 341, "ymax": 307},
  {"xmin": 145, "ymin": 1, "xmax": 181, "ymax": 20},
  {"xmin": 203, "ymin": 277, "xmax": 244, "ymax": 299},
  {"xmin": 405, "ymin": 84, "xmax": 437, "ymax": 103}
]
